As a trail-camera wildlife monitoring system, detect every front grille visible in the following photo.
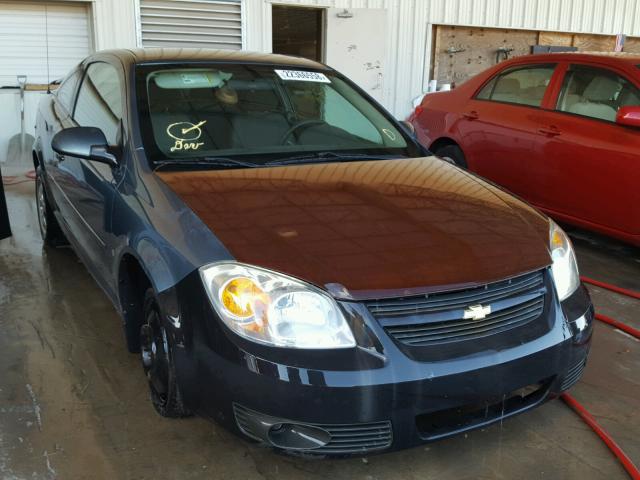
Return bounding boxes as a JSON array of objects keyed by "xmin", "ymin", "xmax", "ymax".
[
  {"xmin": 233, "ymin": 404, "xmax": 392, "ymax": 454},
  {"xmin": 386, "ymin": 297, "xmax": 544, "ymax": 346},
  {"xmin": 312, "ymin": 422, "xmax": 392, "ymax": 454},
  {"xmin": 365, "ymin": 270, "xmax": 546, "ymax": 347},
  {"xmin": 366, "ymin": 270, "xmax": 544, "ymax": 317},
  {"xmin": 561, "ymin": 359, "xmax": 587, "ymax": 391}
]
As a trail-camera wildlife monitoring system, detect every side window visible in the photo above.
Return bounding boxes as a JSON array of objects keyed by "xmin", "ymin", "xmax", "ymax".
[
  {"xmin": 55, "ymin": 69, "xmax": 82, "ymax": 112},
  {"xmin": 475, "ymin": 65, "xmax": 556, "ymax": 107},
  {"xmin": 73, "ymin": 62, "xmax": 123, "ymax": 145},
  {"xmin": 557, "ymin": 65, "xmax": 640, "ymax": 122}
]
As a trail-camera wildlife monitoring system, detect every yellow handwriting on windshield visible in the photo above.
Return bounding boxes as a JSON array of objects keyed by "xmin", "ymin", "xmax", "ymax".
[{"xmin": 166, "ymin": 121, "xmax": 207, "ymax": 152}]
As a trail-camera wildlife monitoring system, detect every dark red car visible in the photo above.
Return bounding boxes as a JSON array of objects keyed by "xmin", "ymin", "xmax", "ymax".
[{"xmin": 409, "ymin": 53, "xmax": 640, "ymax": 246}]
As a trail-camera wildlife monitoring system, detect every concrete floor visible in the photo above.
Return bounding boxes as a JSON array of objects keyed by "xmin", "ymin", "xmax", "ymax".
[{"xmin": 1, "ymin": 175, "xmax": 638, "ymax": 480}]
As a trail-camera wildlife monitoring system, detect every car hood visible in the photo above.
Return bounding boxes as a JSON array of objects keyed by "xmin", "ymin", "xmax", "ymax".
[{"xmin": 157, "ymin": 157, "xmax": 551, "ymax": 300}]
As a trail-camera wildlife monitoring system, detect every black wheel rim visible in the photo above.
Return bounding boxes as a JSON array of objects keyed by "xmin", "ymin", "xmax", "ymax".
[
  {"xmin": 36, "ymin": 177, "xmax": 47, "ymax": 238},
  {"xmin": 140, "ymin": 307, "xmax": 170, "ymax": 404}
]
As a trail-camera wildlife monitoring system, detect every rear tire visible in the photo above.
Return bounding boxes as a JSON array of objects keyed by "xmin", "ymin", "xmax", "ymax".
[
  {"xmin": 140, "ymin": 288, "xmax": 191, "ymax": 418},
  {"xmin": 35, "ymin": 168, "xmax": 68, "ymax": 247},
  {"xmin": 435, "ymin": 144, "xmax": 467, "ymax": 169}
]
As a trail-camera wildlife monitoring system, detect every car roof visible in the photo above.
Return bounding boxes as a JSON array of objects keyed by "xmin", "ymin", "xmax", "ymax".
[
  {"xmin": 510, "ymin": 51, "xmax": 640, "ymax": 66},
  {"xmin": 97, "ymin": 48, "xmax": 330, "ymax": 70}
]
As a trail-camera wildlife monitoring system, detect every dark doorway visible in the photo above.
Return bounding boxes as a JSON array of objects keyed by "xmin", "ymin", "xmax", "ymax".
[{"xmin": 272, "ymin": 6, "xmax": 324, "ymax": 62}]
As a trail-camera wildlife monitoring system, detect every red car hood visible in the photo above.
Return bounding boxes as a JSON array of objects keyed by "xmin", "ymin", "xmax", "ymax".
[{"xmin": 158, "ymin": 157, "xmax": 551, "ymax": 300}]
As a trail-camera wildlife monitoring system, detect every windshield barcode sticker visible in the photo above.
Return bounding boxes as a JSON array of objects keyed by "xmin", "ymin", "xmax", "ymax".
[{"xmin": 275, "ymin": 70, "xmax": 331, "ymax": 83}]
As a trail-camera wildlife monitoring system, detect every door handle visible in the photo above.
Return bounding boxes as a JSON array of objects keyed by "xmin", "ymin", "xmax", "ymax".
[
  {"xmin": 538, "ymin": 126, "xmax": 561, "ymax": 136},
  {"xmin": 463, "ymin": 111, "xmax": 479, "ymax": 120}
]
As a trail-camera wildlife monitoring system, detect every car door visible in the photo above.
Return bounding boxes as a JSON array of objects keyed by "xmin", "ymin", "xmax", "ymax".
[
  {"xmin": 50, "ymin": 61, "xmax": 124, "ymax": 291},
  {"xmin": 44, "ymin": 68, "xmax": 86, "ymax": 237},
  {"xmin": 534, "ymin": 63, "xmax": 640, "ymax": 235},
  {"xmin": 454, "ymin": 63, "xmax": 558, "ymax": 198}
]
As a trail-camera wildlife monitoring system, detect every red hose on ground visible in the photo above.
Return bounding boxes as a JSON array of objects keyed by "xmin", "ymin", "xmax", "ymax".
[
  {"xmin": 2, "ymin": 170, "xmax": 36, "ymax": 186},
  {"xmin": 561, "ymin": 393, "xmax": 640, "ymax": 480},
  {"xmin": 580, "ymin": 276, "xmax": 640, "ymax": 339},
  {"xmin": 595, "ymin": 313, "xmax": 640, "ymax": 340},
  {"xmin": 566, "ymin": 277, "xmax": 640, "ymax": 478},
  {"xmin": 581, "ymin": 276, "xmax": 640, "ymax": 301}
]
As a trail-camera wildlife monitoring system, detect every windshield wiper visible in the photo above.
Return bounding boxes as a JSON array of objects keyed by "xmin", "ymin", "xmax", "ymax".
[
  {"xmin": 153, "ymin": 157, "xmax": 260, "ymax": 171},
  {"xmin": 265, "ymin": 151, "xmax": 402, "ymax": 166}
]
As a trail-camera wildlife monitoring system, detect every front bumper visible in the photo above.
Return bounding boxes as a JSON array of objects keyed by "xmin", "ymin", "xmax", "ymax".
[{"xmin": 166, "ymin": 270, "xmax": 593, "ymax": 455}]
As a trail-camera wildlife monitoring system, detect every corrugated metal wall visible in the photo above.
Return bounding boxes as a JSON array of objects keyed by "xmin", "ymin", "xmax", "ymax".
[
  {"xmin": 139, "ymin": 0, "xmax": 242, "ymax": 49},
  {"xmin": 244, "ymin": 0, "xmax": 640, "ymax": 117},
  {"xmin": 0, "ymin": 1, "xmax": 91, "ymax": 85},
  {"xmin": 93, "ymin": 0, "xmax": 138, "ymax": 50},
  {"xmin": 6, "ymin": 0, "xmax": 640, "ymax": 126},
  {"xmin": 0, "ymin": 1, "xmax": 91, "ymax": 163}
]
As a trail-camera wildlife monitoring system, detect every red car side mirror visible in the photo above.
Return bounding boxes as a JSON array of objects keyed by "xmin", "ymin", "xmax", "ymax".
[{"xmin": 615, "ymin": 106, "xmax": 640, "ymax": 128}]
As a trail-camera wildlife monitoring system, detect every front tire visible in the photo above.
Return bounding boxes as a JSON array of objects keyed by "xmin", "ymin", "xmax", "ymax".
[
  {"xmin": 140, "ymin": 288, "xmax": 191, "ymax": 418},
  {"xmin": 435, "ymin": 144, "xmax": 467, "ymax": 169},
  {"xmin": 36, "ymin": 168, "xmax": 68, "ymax": 247}
]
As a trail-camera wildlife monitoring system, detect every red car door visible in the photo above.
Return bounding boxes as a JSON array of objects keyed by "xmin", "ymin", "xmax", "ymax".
[
  {"xmin": 455, "ymin": 63, "xmax": 559, "ymax": 199},
  {"xmin": 532, "ymin": 62, "xmax": 640, "ymax": 237}
]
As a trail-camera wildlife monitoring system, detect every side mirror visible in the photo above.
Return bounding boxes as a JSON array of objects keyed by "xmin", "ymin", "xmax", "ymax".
[
  {"xmin": 51, "ymin": 127, "xmax": 118, "ymax": 168},
  {"xmin": 615, "ymin": 106, "xmax": 640, "ymax": 128},
  {"xmin": 399, "ymin": 120, "xmax": 416, "ymax": 137}
]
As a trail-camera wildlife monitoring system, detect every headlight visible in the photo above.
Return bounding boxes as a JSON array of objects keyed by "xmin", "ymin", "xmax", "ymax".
[
  {"xmin": 549, "ymin": 220, "xmax": 580, "ymax": 301},
  {"xmin": 199, "ymin": 263, "xmax": 356, "ymax": 349}
]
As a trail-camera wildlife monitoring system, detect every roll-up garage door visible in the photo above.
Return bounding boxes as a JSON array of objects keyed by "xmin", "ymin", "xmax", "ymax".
[
  {"xmin": 0, "ymin": 1, "xmax": 91, "ymax": 86},
  {"xmin": 139, "ymin": 0, "xmax": 242, "ymax": 50}
]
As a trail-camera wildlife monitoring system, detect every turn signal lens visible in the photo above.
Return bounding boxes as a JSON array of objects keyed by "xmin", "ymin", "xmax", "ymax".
[
  {"xmin": 220, "ymin": 277, "xmax": 263, "ymax": 319},
  {"xmin": 551, "ymin": 230, "xmax": 564, "ymax": 250},
  {"xmin": 549, "ymin": 220, "xmax": 580, "ymax": 301}
]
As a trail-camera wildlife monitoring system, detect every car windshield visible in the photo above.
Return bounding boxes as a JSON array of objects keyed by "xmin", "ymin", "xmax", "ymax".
[{"xmin": 135, "ymin": 63, "xmax": 420, "ymax": 168}]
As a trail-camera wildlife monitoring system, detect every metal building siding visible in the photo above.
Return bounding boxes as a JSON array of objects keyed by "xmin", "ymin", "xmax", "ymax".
[
  {"xmin": 93, "ymin": 0, "xmax": 138, "ymax": 51},
  {"xmin": 0, "ymin": 1, "xmax": 91, "ymax": 86},
  {"xmin": 244, "ymin": 0, "xmax": 640, "ymax": 117},
  {"xmin": 424, "ymin": 0, "xmax": 640, "ymax": 35},
  {"xmin": 139, "ymin": 0, "xmax": 242, "ymax": 49}
]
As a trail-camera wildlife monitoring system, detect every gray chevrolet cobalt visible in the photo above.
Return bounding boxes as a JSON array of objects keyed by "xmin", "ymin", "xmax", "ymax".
[{"xmin": 33, "ymin": 48, "xmax": 593, "ymax": 455}]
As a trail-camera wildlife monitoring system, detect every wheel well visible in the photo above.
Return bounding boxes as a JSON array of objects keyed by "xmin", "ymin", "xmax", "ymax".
[
  {"xmin": 429, "ymin": 137, "xmax": 458, "ymax": 153},
  {"xmin": 118, "ymin": 254, "xmax": 152, "ymax": 352}
]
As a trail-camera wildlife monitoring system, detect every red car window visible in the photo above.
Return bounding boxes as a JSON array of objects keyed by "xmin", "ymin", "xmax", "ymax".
[
  {"xmin": 475, "ymin": 64, "xmax": 556, "ymax": 108},
  {"xmin": 556, "ymin": 65, "xmax": 640, "ymax": 122}
]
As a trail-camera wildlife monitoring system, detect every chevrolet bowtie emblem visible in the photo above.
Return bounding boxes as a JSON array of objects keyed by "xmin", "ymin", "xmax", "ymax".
[{"xmin": 463, "ymin": 304, "xmax": 491, "ymax": 320}]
